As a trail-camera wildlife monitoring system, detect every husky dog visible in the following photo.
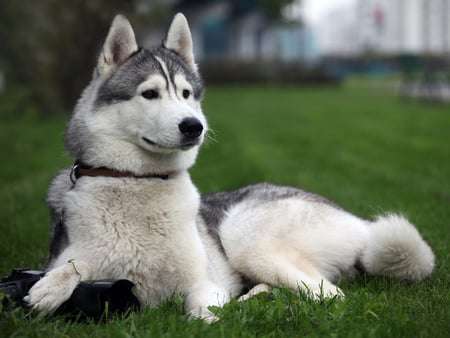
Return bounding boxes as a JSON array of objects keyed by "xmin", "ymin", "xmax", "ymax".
[{"xmin": 25, "ymin": 14, "xmax": 435, "ymax": 321}]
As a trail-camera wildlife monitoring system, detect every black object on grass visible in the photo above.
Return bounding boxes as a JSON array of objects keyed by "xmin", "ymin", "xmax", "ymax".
[{"xmin": 0, "ymin": 269, "xmax": 140, "ymax": 320}]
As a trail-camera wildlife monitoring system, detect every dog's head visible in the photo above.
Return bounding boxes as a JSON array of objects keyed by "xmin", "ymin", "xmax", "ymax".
[{"xmin": 66, "ymin": 13, "xmax": 207, "ymax": 174}]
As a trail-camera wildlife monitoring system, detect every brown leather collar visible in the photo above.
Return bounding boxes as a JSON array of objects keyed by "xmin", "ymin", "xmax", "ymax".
[{"xmin": 70, "ymin": 160, "xmax": 170, "ymax": 184}]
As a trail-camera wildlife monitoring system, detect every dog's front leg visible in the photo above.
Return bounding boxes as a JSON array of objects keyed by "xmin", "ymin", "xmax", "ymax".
[
  {"xmin": 24, "ymin": 259, "xmax": 91, "ymax": 313},
  {"xmin": 184, "ymin": 280, "xmax": 229, "ymax": 323}
]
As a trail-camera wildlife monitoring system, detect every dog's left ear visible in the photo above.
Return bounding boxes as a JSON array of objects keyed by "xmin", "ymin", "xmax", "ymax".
[
  {"xmin": 97, "ymin": 14, "xmax": 138, "ymax": 77},
  {"xmin": 163, "ymin": 13, "xmax": 196, "ymax": 71}
]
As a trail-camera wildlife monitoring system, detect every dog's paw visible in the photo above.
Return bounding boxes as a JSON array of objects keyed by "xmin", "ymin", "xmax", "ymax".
[
  {"xmin": 184, "ymin": 281, "xmax": 229, "ymax": 323},
  {"xmin": 305, "ymin": 282, "xmax": 345, "ymax": 301},
  {"xmin": 189, "ymin": 308, "xmax": 219, "ymax": 324},
  {"xmin": 24, "ymin": 264, "xmax": 81, "ymax": 312},
  {"xmin": 321, "ymin": 285, "xmax": 345, "ymax": 300}
]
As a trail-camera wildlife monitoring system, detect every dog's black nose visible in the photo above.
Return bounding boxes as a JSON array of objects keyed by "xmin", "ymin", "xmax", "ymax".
[{"xmin": 179, "ymin": 117, "xmax": 203, "ymax": 139}]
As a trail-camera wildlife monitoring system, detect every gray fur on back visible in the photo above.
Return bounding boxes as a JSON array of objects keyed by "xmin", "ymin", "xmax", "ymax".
[{"xmin": 200, "ymin": 183, "xmax": 340, "ymax": 247}]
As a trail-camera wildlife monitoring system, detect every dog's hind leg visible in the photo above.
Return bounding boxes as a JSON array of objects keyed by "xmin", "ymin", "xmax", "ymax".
[
  {"xmin": 24, "ymin": 258, "xmax": 91, "ymax": 313},
  {"xmin": 238, "ymin": 283, "xmax": 272, "ymax": 301},
  {"xmin": 270, "ymin": 256, "xmax": 344, "ymax": 300},
  {"xmin": 230, "ymin": 251, "xmax": 344, "ymax": 301}
]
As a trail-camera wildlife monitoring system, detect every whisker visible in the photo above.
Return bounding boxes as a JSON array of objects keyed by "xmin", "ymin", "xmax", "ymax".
[{"xmin": 204, "ymin": 128, "xmax": 218, "ymax": 145}]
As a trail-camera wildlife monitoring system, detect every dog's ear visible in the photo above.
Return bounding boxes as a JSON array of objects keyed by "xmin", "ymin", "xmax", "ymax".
[
  {"xmin": 163, "ymin": 13, "xmax": 196, "ymax": 71},
  {"xmin": 97, "ymin": 14, "xmax": 138, "ymax": 77}
]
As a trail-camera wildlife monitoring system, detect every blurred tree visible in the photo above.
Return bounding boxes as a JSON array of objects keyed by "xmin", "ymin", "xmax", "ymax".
[
  {"xmin": 0, "ymin": 1, "xmax": 34, "ymax": 90},
  {"xmin": 0, "ymin": 0, "xmax": 299, "ymax": 113},
  {"xmin": 0, "ymin": 0, "xmax": 170, "ymax": 114}
]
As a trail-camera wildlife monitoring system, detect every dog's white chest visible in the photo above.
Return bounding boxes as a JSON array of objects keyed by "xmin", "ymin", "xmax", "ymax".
[{"xmin": 60, "ymin": 173, "xmax": 202, "ymax": 303}]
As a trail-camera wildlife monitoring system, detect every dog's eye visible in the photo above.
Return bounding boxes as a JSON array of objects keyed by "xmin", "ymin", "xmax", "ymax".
[
  {"xmin": 182, "ymin": 89, "xmax": 191, "ymax": 99},
  {"xmin": 142, "ymin": 89, "xmax": 159, "ymax": 100}
]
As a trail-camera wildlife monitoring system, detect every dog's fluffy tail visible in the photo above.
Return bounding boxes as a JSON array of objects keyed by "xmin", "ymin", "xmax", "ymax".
[{"xmin": 361, "ymin": 214, "xmax": 435, "ymax": 282}]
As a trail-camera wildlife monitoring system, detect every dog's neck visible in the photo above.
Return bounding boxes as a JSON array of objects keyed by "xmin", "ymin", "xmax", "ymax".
[{"xmin": 70, "ymin": 160, "xmax": 170, "ymax": 184}]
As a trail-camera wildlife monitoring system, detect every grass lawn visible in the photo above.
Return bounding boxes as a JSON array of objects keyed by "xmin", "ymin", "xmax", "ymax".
[{"xmin": 0, "ymin": 80, "xmax": 449, "ymax": 337}]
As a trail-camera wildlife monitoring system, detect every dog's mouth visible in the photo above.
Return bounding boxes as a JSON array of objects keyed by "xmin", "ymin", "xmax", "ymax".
[{"xmin": 141, "ymin": 136, "xmax": 199, "ymax": 151}]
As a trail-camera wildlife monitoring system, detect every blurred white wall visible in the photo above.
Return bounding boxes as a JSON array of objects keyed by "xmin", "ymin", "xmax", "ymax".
[{"xmin": 306, "ymin": 0, "xmax": 450, "ymax": 56}]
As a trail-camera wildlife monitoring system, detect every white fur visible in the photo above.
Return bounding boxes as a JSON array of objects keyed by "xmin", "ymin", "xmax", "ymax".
[
  {"xmin": 218, "ymin": 198, "xmax": 434, "ymax": 301},
  {"xmin": 28, "ymin": 173, "xmax": 229, "ymax": 320},
  {"xmin": 362, "ymin": 214, "xmax": 435, "ymax": 281},
  {"xmin": 219, "ymin": 198, "xmax": 369, "ymax": 299}
]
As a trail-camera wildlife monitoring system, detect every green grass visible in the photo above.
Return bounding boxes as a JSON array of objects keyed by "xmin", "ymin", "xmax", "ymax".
[{"xmin": 1, "ymin": 80, "xmax": 449, "ymax": 337}]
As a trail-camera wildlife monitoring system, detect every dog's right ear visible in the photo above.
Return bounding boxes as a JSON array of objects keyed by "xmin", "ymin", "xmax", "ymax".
[
  {"xmin": 97, "ymin": 15, "xmax": 138, "ymax": 78},
  {"xmin": 163, "ymin": 13, "xmax": 196, "ymax": 71}
]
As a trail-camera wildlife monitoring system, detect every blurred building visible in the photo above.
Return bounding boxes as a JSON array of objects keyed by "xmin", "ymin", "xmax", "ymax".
[
  {"xmin": 357, "ymin": 0, "xmax": 449, "ymax": 55},
  {"xmin": 313, "ymin": 0, "xmax": 450, "ymax": 56},
  {"xmin": 314, "ymin": 3, "xmax": 358, "ymax": 56},
  {"xmin": 143, "ymin": 0, "xmax": 316, "ymax": 62}
]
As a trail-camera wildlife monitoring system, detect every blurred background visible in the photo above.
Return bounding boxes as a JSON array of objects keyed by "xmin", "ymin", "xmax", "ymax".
[{"xmin": 0, "ymin": 0, "xmax": 449, "ymax": 114}]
